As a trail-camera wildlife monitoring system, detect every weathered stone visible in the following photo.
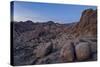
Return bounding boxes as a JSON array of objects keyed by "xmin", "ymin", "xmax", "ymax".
[
  {"xmin": 75, "ymin": 42, "xmax": 91, "ymax": 61},
  {"xmin": 36, "ymin": 51, "xmax": 62, "ymax": 64},
  {"xmin": 35, "ymin": 42, "xmax": 52, "ymax": 58},
  {"xmin": 60, "ymin": 41, "xmax": 75, "ymax": 62}
]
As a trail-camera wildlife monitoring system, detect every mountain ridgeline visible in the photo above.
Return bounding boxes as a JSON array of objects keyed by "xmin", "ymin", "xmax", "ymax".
[{"xmin": 11, "ymin": 8, "xmax": 97, "ymax": 66}]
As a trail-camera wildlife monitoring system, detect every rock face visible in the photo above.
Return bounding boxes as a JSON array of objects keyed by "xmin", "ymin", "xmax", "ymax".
[
  {"xmin": 75, "ymin": 42, "xmax": 91, "ymax": 61},
  {"xmin": 71, "ymin": 9, "xmax": 97, "ymax": 37},
  {"xmin": 12, "ymin": 8, "xmax": 97, "ymax": 66}
]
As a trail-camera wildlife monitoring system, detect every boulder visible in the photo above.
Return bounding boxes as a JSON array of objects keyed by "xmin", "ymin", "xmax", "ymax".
[
  {"xmin": 36, "ymin": 51, "xmax": 62, "ymax": 64},
  {"xmin": 75, "ymin": 42, "xmax": 91, "ymax": 61},
  {"xmin": 35, "ymin": 42, "xmax": 52, "ymax": 58},
  {"xmin": 60, "ymin": 41, "xmax": 75, "ymax": 62}
]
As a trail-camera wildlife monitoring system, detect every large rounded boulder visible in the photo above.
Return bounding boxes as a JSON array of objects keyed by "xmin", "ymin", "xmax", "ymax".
[
  {"xmin": 75, "ymin": 42, "xmax": 91, "ymax": 61},
  {"xmin": 60, "ymin": 41, "xmax": 75, "ymax": 62}
]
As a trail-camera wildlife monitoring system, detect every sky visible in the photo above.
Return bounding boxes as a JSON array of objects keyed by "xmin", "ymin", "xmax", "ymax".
[{"xmin": 12, "ymin": 1, "xmax": 97, "ymax": 23}]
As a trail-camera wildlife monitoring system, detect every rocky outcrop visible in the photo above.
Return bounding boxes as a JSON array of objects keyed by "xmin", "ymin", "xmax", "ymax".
[{"xmin": 71, "ymin": 9, "xmax": 97, "ymax": 37}]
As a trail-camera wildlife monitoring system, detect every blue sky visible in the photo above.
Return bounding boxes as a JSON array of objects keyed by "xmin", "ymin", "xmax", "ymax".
[{"xmin": 12, "ymin": 1, "xmax": 97, "ymax": 23}]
